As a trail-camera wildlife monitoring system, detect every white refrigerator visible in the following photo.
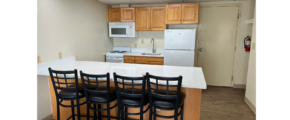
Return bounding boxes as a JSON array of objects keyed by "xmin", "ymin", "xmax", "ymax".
[{"xmin": 164, "ymin": 29, "xmax": 196, "ymax": 67}]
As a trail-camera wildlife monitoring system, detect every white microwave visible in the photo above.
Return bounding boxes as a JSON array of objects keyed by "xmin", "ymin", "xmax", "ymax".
[{"xmin": 109, "ymin": 22, "xmax": 138, "ymax": 38}]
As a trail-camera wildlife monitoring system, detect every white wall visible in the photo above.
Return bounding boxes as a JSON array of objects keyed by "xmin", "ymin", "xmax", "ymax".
[
  {"xmin": 37, "ymin": 76, "xmax": 51, "ymax": 120},
  {"xmin": 38, "ymin": 0, "xmax": 113, "ymax": 63},
  {"xmin": 112, "ymin": 1, "xmax": 255, "ymax": 85},
  {"xmin": 245, "ymin": 8, "xmax": 256, "ymax": 107}
]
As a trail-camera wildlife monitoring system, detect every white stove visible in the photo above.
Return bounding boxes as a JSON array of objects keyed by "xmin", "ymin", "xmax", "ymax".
[{"xmin": 106, "ymin": 47, "xmax": 131, "ymax": 63}]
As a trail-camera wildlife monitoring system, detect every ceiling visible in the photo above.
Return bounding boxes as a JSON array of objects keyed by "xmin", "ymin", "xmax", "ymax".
[{"xmin": 98, "ymin": 0, "xmax": 252, "ymax": 5}]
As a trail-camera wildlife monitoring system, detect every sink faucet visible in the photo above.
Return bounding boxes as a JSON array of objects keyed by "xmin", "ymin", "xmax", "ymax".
[{"xmin": 151, "ymin": 38, "xmax": 156, "ymax": 53}]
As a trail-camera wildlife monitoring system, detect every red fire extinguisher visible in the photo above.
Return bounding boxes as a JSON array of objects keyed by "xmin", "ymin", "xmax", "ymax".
[{"xmin": 244, "ymin": 36, "xmax": 251, "ymax": 52}]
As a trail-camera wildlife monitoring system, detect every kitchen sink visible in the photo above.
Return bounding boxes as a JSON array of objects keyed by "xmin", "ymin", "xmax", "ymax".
[{"xmin": 141, "ymin": 53, "xmax": 162, "ymax": 55}]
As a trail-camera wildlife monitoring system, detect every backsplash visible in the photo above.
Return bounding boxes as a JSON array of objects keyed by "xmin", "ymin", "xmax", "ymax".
[{"xmin": 113, "ymin": 31, "xmax": 164, "ymax": 48}]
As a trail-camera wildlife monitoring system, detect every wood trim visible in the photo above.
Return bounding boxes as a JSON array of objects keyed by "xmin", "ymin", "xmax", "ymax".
[
  {"xmin": 233, "ymin": 84, "xmax": 246, "ymax": 89},
  {"xmin": 244, "ymin": 96, "xmax": 256, "ymax": 114},
  {"xmin": 42, "ymin": 114, "xmax": 52, "ymax": 120}
]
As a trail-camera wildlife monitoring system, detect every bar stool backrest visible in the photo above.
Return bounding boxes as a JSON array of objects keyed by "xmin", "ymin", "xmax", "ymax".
[
  {"xmin": 146, "ymin": 72, "xmax": 183, "ymax": 103},
  {"xmin": 48, "ymin": 68, "xmax": 80, "ymax": 99},
  {"xmin": 80, "ymin": 71, "xmax": 111, "ymax": 102},
  {"xmin": 113, "ymin": 72, "xmax": 146, "ymax": 102}
]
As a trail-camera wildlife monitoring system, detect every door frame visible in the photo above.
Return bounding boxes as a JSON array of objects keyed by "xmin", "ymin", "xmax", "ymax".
[{"xmin": 194, "ymin": 4, "xmax": 242, "ymax": 87}]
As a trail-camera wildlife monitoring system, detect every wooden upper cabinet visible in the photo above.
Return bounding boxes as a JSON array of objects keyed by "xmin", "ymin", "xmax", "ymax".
[
  {"xmin": 120, "ymin": 8, "xmax": 135, "ymax": 22},
  {"xmin": 182, "ymin": 3, "xmax": 199, "ymax": 24},
  {"xmin": 165, "ymin": 4, "xmax": 182, "ymax": 24},
  {"xmin": 151, "ymin": 7, "xmax": 166, "ymax": 31},
  {"xmin": 135, "ymin": 7, "xmax": 151, "ymax": 31},
  {"xmin": 108, "ymin": 8, "xmax": 121, "ymax": 22}
]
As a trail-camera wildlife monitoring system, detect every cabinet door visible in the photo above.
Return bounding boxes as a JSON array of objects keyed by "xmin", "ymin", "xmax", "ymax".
[
  {"xmin": 181, "ymin": 3, "xmax": 199, "ymax": 24},
  {"xmin": 134, "ymin": 61, "xmax": 148, "ymax": 64},
  {"xmin": 148, "ymin": 61, "xmax": 163, "ymax": 65},
  {"xmin": 151, "ymin": 7, "xmax": 166, "ymax": 31},
  {"xmin": 108, "ymin": 8, "xmax": 121, "ymax": 22},
  {"xmin": 165, "ymin": 4, "xmax": 182, "ymax": 24},
  {"xmin": 135, "ymin": 7, "xmax": 151, "ymax": 31},
  {"xmin": 124, "ymin": 60, "xmax": 134, "ymax": 64},
  {"xmin": 120, "ymin": 8, "xmax": 135, "ymax": 22}
]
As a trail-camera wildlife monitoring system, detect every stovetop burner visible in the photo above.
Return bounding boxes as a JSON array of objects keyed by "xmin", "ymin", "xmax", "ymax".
[{"xmin": 110, "ymin": 51, "xmax": 127, "ymax": 53}]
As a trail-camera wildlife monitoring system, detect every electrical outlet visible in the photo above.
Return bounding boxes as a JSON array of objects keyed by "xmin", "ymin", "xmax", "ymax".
[
  {"xmin": 37, "ymin": 56, "xmax": 41, "ymax": 63},
  {"xmin": 141, "ymin": 39, "xmax": 144, "ymax": 44},
  {"xmin": 134, "ymin": 44, "xmax": 137, "ymax": 48},
  {"xmin": 58, "ymin": 52, "xmax": 62, "ymax": 59}
]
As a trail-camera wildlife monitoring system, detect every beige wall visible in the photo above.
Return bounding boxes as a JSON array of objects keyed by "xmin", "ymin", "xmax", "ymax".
[
  {"xmin": 245, "ymin": 8, "xmax": 256, "ymax": 107},
  {"xmin": 113, "ymin": 1, "xmax": 255, "ymax": 85},
  {"xmin": 38, "ymin": 0, "xmax": 113, "ymax": 63}
]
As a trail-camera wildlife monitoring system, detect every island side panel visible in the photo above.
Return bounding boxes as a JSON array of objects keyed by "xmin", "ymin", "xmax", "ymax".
[
  {"xmin": 48, "ymin": 77, "xmax": 202, "ymax": 120},
  {"xmin": 183, "ymin": 88, "xmax": 202, "ymax": 120}
]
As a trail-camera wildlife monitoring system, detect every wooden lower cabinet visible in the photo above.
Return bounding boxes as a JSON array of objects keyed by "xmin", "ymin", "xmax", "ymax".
[
  {"xmin": 124, "ymin": 56, "xmax": 164, "ymax": 65},
  {"xmin": 124, "ymin": 60, "xmax": 134, "ymax": 64},
  {"xmin": 148, "ymin": 61, "xmax": 163, "ymax": 65},
  {"xmin": 135, "ymin": 61, "xmax": 148, "ymax": 64}
]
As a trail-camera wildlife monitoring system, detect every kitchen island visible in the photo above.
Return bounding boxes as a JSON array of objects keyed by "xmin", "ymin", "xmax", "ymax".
[{"xmin": 37, "ymin": 56, "xmax": 206, "ymax": 120}]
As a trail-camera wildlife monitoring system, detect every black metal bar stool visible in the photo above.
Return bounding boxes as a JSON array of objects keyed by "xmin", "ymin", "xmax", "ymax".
[
  {"xmin": 146, "ymin": 73, "xmax": 185, "ymax": 120},
  {"xmin": 80, "ymin": 71, "xmax": 118, "ymax": 120},
  {"xmin": 48, "ymin": 68, "xmax": 86, "ymax": 120},
  {"xmin": 113, "ymin": 72, "xmax": 150, "ymax": 120}
]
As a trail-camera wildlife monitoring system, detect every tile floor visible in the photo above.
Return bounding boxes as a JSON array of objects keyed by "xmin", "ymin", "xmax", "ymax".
[{"xmin": 200, "ymin": 86, "xmax": 256, "ymax": 120}]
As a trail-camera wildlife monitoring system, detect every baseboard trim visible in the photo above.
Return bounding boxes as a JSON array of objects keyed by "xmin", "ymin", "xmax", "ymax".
[
  {"xmin": 42, "ymin": 114, "xmax": 53, "ymax": 120},
  {"xmin": 244, "ymin": 96, "xmax": 256, "ymax": 114},
  {"xmin": 233, "ymin": 84, "xmax": 246, "ymax": 89}
]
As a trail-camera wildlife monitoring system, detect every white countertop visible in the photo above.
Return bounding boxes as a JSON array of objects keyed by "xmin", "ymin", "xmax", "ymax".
[
  {"xmin": 37, "ymin": 56, "xmax": 206, "ymax": 89},
  {"xmin": 103, "ymin": 48, "xmax": 164, "ymax": 57}
]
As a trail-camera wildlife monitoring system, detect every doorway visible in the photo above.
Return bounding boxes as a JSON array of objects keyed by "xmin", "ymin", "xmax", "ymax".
[{"xmin": 196, "ymin": 5, "xmax": 239, "ymax": 87}]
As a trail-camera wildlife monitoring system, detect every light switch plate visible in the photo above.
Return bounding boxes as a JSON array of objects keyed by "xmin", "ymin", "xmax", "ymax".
[
  {"xmin": 252, "ymin": 42, "xmax": 255, "ymax": 50},
  {"xmin": 37, "ymin": 56, "xmax": 41, "ymax": 63},
  {"xmin": 58, "ymin": 52, "xmax": 62, "ymax": 59},
  {"xmin": 141, "ymin": 39, "xmax": 144, "ymax": 44},
  {"xmin": 134, "ymin": 44, "xmax": 137, "ymax": 48}
]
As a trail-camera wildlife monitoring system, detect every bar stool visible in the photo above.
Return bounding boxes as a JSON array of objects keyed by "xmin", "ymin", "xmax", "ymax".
[
  {"xmin": 80, "ymin": 71, "xmax": 118, "ymax": 120},
  {"xmin": 113, "ymin": 72, "xmax": 150, "ymax": 120},
  {"xmin": 48, "ymin": 68, "xmax": 86, "ymax": 120},
  {"xmin": 146, "ymin": 73, "xmax": 185, "ymax": 120}
]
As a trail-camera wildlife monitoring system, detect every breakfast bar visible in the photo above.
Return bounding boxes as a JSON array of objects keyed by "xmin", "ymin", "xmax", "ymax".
[{"xmin": 37, "ymin": 56, "xmax": 207, "ymax": 120}]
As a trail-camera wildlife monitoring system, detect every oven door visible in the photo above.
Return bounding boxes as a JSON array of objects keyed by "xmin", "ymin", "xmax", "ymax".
[
  {"xmin": 106, "ymin": 57, "xmax": 124, "ymax": 63},
  {"xmin": 109, "ymin": 26, "xmax": 128, "ymax": 37}
]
